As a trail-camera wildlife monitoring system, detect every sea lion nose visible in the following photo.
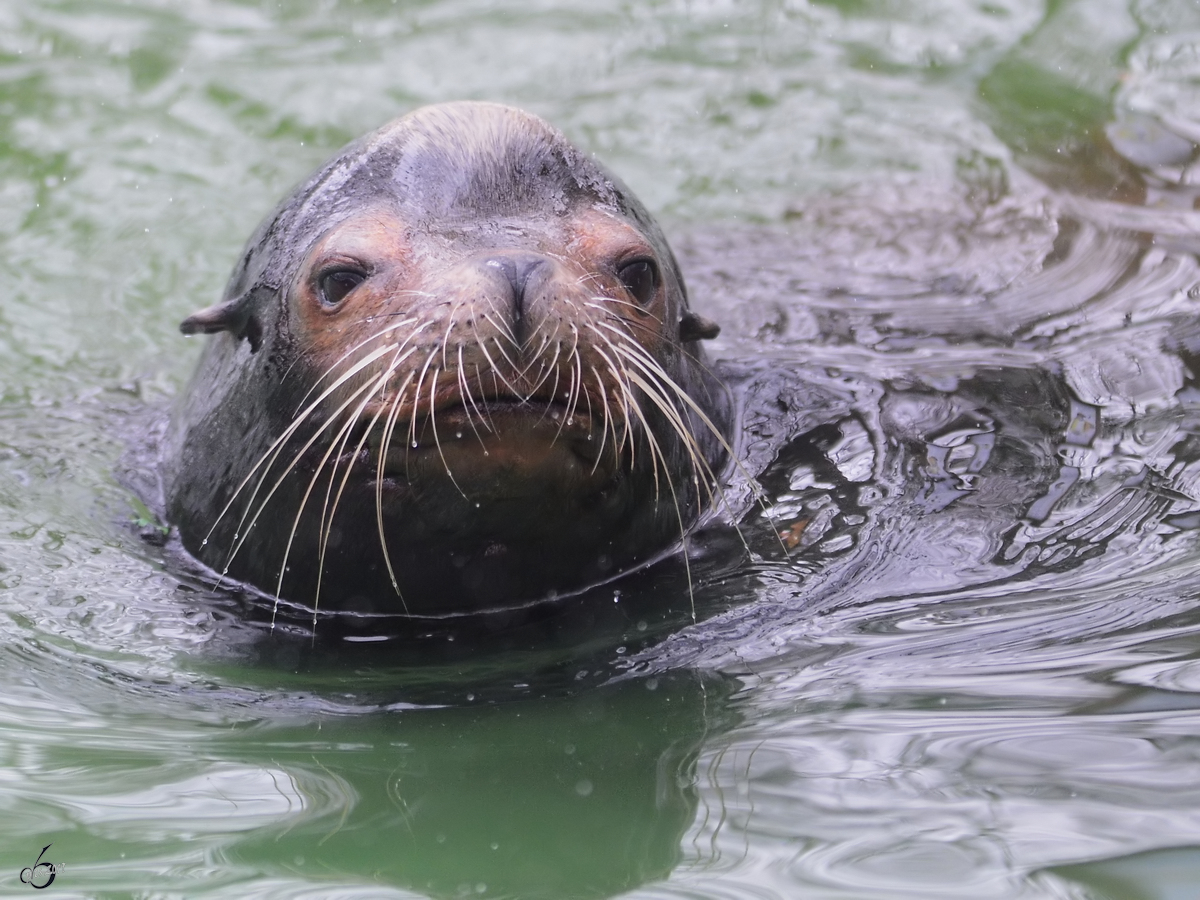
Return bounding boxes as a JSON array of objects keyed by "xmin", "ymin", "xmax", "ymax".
[{"xmin": 483, "ymin": 252, "xmax": 548, "ymax": 319}]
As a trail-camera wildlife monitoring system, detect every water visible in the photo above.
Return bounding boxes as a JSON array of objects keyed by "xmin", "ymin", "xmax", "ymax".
[{"xmin": 2, "ymin": 0, "xmax": 1200, "ymax": 897}]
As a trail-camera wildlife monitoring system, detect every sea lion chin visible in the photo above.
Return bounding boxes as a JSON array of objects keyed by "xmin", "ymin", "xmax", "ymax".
[{"xmin": 161, "ymin": 101, "xmax": 731, "ymax": 617}]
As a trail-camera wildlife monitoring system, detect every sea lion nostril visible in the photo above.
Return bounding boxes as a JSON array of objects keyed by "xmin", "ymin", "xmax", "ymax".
[{"xmin": 485, "ymin": 253, "xmax": 547, "ymax": 319}]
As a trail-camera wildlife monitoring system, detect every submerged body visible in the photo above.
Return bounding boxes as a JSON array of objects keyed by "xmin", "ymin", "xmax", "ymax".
[{"xmin": 162, "ymin": 102, "xmax": 731, "ymax": 616}]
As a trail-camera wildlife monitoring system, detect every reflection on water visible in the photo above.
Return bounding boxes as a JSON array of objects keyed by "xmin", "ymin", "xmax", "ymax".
[
  {"xmin": 224, "ymin": 674, "xmax": 730, "ymax": 900},
  {"xmin": 639, "ymin": 187, "xmax": 1200, "ymax": 666},
  {"xmin": 2, "ymin": 0, "xmax": 1200, "ymax": 897}
]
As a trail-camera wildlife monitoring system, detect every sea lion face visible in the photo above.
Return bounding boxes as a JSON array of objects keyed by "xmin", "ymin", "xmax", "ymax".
[
  {"xmin": 288, "ymin": 204, "xmax": 674, "ymax": 500},
  {"xmin": 165, "ymin": 102, "xmax": 729, "ymax": 615}
]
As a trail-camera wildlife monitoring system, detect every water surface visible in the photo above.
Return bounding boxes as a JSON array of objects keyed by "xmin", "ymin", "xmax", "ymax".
[{"xmin": 2, "ymin": 1, "xmax": 1200, "ymax": 897}]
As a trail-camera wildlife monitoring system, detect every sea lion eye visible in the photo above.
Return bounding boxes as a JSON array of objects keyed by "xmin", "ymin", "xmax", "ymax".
[
  {"xmin": 617, "ymin": 258, "xmax": 658, "ymax": 306},
  {"xmin": 317, "ymin": 268, "xmax": 367, "ymax": 307}
]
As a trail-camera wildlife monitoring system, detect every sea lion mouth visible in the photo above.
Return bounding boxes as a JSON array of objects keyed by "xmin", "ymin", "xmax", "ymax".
[{"xmin": 365, "ymin": 401, "xmax": 612, "ymax": 495}]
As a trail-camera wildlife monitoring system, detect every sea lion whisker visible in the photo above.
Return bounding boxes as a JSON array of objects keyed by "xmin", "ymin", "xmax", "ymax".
[
  {"xmin": 587, "ymin": 365, "xmax": 614, "ymax": 477},
  {"xmin": 406, "ymin": 348, "xmax": 440, "ymax": 454},
  {"xmin": 523, "ymin": 337, "xmax": 562, "ymax": 402},
  {"xmin": 478, "ymin": 310, "xmax": 521, "ymax": 369},
  {"xmin": 207, "ymin": 341, "xmax": 398, "ymax": 556},
  {"xmin": 387, "ymin": 288, "xmax": 436, "ymax": 301},
  {"xmin": 669, "ymin": 343, "xmax": 777, "ymax": 527},
  {"xmin": 551, "ymin": 325, "xmax": 585, "ymax": 445},
  {"xmin": 620, "ymin": 371, "xmax": 671, "ymax": 507},
  {"xmin": 492, "ymin": 290, "xmax": 520, "ymax": 346},
  {"xmin": 428, "ymin": 367, "xmax": 472, "ymax": 501},
  {"xmin": 578, "ymin": 354, "xmax": 596, "ymax": 432},
  {"xmin": 456, "ymin": 343, "xmax": 488, "ymax": 448},
  {"xmin": 290, "ymin": 318, "xmax": 423, "ymax": 414},
  {"xmin": 591, "ymin": 317, "xmax": 663, "ymax": 350},
  {"xmin": 605, "ymin": 356, "xmax": 701, "ymax": 621},
  {"xmin": 618, "ymin": 352, "xmax": 718, "ymax": 509},
  {"xmin": 338, "ymin": 316, "xmax": 422, "ymax": 365},
  {"xmin": 613, "ymin": 346, "xmax": 756, "ymax": 564},
  {"xmin": 582, "ymin": 326, "xmax": 640, "ymax": 461},
  {"xmin": 572, "ymin": 271, "xmax": 602, "ymax": 288},
  {"xmin": 284, "ymin": 319, "xmax": 426, "ymax": 456},
  {"xmin": 513, "ymin": 332, "xmax": 551, "ymax": 381},
  {"xmin": 532, "ymin": 338, "xmax": 574, "ymax": 432},
  {"xmin": 615, "ymin": 337, "xmax": 739, "ymax": 486},
  {"xmin": 551, "ymin": 359, "xmax": 580, "ymax": 446},
  {"xmin": 586, "ymin": 338, "xmax": 647, "ymax": 488},
  {"xmin": 582, "ymin": 306, "xmax": 668, "ymax": 352},
  {"xmin": 624, "ymin": 360, "xmax": 700, "ymax": 494},
  {"xmin": 470, "ymin": 362, "xmax": 501, "ymax": 434},
  {"xmin": 543, "ymin": 351, "xmax": 564, "ymax": 416},
  {"xmin": 481, "ymin": 304, "xmax": 517, "ymax": 347},
  {"xmin": 474, "ymin": 335, "xmax": 525, "ymax": 400},
  {"xmin": 565, "ymin": 322, "xmax": 583, "ymax": 416},
  {"xmin": 464, "ymin": 306, "xmax": 497, "ymax": 433},
  {"xmin": 584, "ymin": 297, "xmax": 665, "ymax": 327},
  {"xmin": 375, "ymin": 370, "xmax": 416, "ymax": 607},
  {"xmin": 611, "ymin": 332, "xmax": 728, "ymax": 444},
  {"xmin": 614, "ymin": 343, "xmax": 728, "ymax": 502},
  {"xmin": 217, "ymin": 369, "xmax": 381, "ymax": 597},
  {"xmin": 594, "ymin": 324, "xmax": 717, "ymax": 519},
  {"xmin": 312, "ymin": 364, "xmax": 401, "ymax": 620},
  {"xmin": 276, "ymin": 369, "xmax": 395, "ymax": 616},
  {"xmin": 438, "ymin": 301, "xmax": 465, "ymax": 371}
]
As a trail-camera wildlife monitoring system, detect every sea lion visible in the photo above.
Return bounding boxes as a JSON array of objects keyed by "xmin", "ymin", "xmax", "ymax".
[{"xmin": 162, "ymin": 101, "xmax": 732, "ymax": 617}]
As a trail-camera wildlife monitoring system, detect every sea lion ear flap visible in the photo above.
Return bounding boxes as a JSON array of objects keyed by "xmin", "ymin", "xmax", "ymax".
[
  {"xmin": 179, "ymin": 286, "xmax": 271, "ymax": 353},
  {"xmin": 679, "ymin": 311, "xmax": 721, "ymax": 342}
]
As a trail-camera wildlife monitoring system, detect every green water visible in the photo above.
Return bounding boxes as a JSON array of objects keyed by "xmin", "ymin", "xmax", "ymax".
[{"xmin": 3, "ymin": 0, "xmax": 1200, "ymax": 897}]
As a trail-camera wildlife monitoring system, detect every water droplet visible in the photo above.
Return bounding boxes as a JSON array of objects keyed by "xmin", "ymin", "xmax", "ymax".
[
  {"xmin": 199, "ymin": 539, "xmax": 208, "ymax": 547},
  {"xmin": 455, "ymin": 431, "xmax": 462, "ymax": 439},
  {"xmin": 411, "ymin": 440, "xmax": 419, "ymax": 448},
  {"xmin": 575, "ymin": 779, "xmax": 593, "ymax": 797},
  {"xmin": 466, "ymin": 693, "xmax": 475, "ymax": 701}
]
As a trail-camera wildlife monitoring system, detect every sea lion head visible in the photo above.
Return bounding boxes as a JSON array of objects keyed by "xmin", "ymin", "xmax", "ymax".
[{"xmin": 165, "ymin": 102, "xmax": 730, "ymax": 616}]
